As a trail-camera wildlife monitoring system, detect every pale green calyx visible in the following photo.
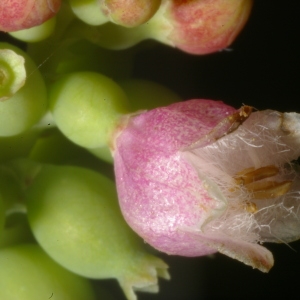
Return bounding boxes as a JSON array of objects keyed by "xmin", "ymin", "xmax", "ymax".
[
  {"xmin": 0, "ymin": 49, "xmax": 26, "ymax": 102},
  {"xmin": 0, "ymin": 42, "xmax": 48, "ymax": 137},
  {"xmin": 68, "ymin": 0, "xmax": 108, "ymax": 26},
  {"xmin": 9, "ymin": 17, "xmax": 57, "ymax": 43}
]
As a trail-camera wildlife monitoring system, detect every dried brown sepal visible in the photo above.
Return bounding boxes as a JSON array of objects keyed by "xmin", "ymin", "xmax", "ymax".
[{"xmin": 185, "ymin": 105, "xmax": 252, "ymax": 150}]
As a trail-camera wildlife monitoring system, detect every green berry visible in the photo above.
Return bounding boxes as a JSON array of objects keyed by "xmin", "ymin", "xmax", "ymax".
[
  {"xmin": 49, "ymin": 71, "xmax": 129, "ymax": 149},
  {"xmin": 26, "ymin": 164, "xmax": 169, "ymax": 300},
  {"xmin": 0, "ymin": 244, "xmax": 96, "ymax": 300}
]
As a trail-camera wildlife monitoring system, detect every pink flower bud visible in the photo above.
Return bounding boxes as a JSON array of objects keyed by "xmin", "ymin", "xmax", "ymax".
[
  {"xmin": 112, "ymin": 99, "xmax": 300, "ymax": 272},
  {"xmin": 156, "ymin": 0, "xmax": 253, "ymax": 54},
  {"xmin": 0, "ymin": 0, "xmax": 61, "ymax": 32},
  {"xmin": 102, "ymin": 0, "xmax": 161, "ymax": 27}
]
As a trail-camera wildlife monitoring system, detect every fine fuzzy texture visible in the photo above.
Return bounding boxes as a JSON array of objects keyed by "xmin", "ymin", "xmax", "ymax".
[
  {"xmin": 0, "ymin": 0, "xmax": 61, "ymax": 32},
  {"xmin": 113, "ymin": 99, "xmax": 300, "ymax": 272}
]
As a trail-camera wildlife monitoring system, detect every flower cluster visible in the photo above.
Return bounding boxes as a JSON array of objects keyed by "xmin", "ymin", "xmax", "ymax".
[{"xmin": 1, "ymin": 1, "xmax": 299, "ymax": 300}]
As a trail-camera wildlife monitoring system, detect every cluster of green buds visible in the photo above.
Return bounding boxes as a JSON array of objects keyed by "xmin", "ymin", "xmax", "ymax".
[{"xmin": 2, "ymin": 1, "xmax": 299, "ymax": 300}]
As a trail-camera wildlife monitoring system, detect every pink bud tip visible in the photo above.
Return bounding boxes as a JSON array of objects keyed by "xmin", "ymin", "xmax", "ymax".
[
  {"xmin": 165, "ymin": 0, "xmax": 253, "ymax": 54},
  {"xmin": 113, "ymin": 99, "xmax": 300, "ymax": 272},
  {"xmin": 102, "ymin": 0, "xmax": 161, "ymax": 27},
  {"xmin": 0, "ymin": 0, "xmax": 61, "ymax": 32}
]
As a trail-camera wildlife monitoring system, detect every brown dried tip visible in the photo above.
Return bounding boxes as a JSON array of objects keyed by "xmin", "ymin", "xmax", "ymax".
[{"xmin": 185, "ymin": 105, "xmax": 253, "ymax": 150}]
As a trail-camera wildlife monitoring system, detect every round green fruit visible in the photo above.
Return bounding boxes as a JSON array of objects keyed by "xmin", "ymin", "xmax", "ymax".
[{"xmin": 0, "ymin": 244, "xmax": 96, "ymax": 300}]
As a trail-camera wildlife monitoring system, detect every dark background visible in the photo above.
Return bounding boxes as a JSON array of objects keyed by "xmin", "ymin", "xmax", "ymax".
[
  {"xmin": 134, "ymin": 0, "xmax": 299, "ymax": 113},
  {"xmin": 1, "ymin": 0, "xmax": 300, "ymax": 299}
]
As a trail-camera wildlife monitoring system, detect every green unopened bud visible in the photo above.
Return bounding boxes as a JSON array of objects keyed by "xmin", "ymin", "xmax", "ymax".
[
  {"xmin": 49, "ymin": 71, "xmax": 129, "ymax": 149},
  {"xmin": 0, "ymin": 244, "xmax": 96, "ymax": 300},
  {"xmin": 25, "ymin": 163, "xmax": 169, "ymax": 300},
  {"xmin": 0, "ymin": 43, "xmax": 47, "ymax": 137}
]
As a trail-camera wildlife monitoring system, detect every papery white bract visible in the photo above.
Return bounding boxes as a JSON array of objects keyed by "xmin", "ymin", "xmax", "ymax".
[{"xmin": 112, "ymin": 100, "xmax": 300, "ymax": 272}]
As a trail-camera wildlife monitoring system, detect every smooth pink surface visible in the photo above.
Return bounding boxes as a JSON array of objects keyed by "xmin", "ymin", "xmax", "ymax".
[{"xmin": 0, "ymin": 0, "xmax": 61, "ymax": 32}]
